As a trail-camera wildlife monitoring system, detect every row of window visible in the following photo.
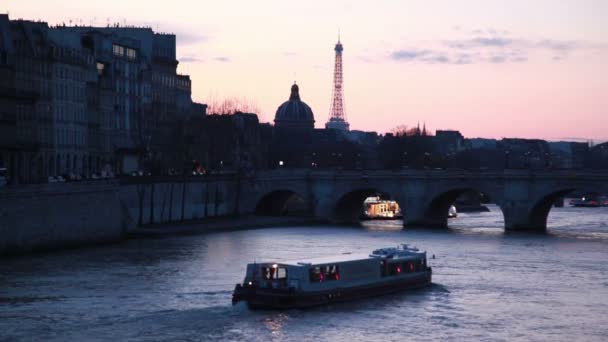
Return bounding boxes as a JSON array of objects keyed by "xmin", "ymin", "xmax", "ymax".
[
  {"xmin": 15, "ymin": 72, "xmax": 88, "ymax": 99},
  {"xmin": 15, "ymin": 58, "xmax": 52, "ymax": 76},
  {"xmin": 51, "ymin": 46, "xmax": 94, "ymax": 65},
  {"xmin": 56, "ymin": 128, "xmax": 87, "ymax": 147},
  {"xmin": 152, "ymin": 73, "xmax": 185, "ymax": 88},
  {"xmin": 113, "ymin": 44, "xmax": 138, "ymax": 60},
  {"xmin": 115, "ymin": 80, "xmax": 148, "ymax": 97},
  {"xmin": 153, "ymin": 47, "xmax": 175, "ymax": 59},
  {"xmin": 12, "ymin": 41, "xmax": 92, "ymax": 64},
  {"xmin": 310, "ymin": 264, "xmax": 340, "ymax": 282},
  {"xmin": 54, "ymin": 65, "xmax": 88, "ymax": 82},
  {"xmin": 261, "ymin": 266, "xmax": 287, "ymax": 280},
  {"xmin": 54, "ymin": 82, "xmax": 87, "ymax": 102},
  {"xmin": 380, "ymin": 260, "xmax": 426, "ymax": 277},
  {"xmin": 114, "ymin": 61, "xmax": 139, "ymax": 79},
  {"xmin": 54, "ymin": 104, "xmax": 87, "ymax": 123}
]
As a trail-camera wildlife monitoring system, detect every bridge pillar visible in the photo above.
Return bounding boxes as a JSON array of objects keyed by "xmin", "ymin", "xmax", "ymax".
[
  {"xmin": 501, "ymin": 201, "xmax": 547, "ymax": 232},
  {"xmin": 401, "ymin": 196, "xmax": 448, "ymax": 229}
]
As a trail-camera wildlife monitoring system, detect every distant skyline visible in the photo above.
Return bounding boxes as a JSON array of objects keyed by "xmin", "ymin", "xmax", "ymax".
[{"xmin": 4, "ymin": 0, "xmax": 608, "ymax": 141}]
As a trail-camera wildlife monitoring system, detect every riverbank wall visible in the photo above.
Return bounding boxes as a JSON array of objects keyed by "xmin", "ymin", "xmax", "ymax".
[
  {"xmin": 0, "ymin": 177, "xmax": 247, "ymax": 256},
  {"xmin": 0, "ymin": 181, "xmax": 129, "ymax": 255}
]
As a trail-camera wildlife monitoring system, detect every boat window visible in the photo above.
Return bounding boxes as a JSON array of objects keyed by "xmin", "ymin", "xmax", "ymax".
[
  {"xmin": 276, "ymin": 267, "xmax": 287, "ymax": 279},
  {"xmin": 262, "ymin": 267, "xmax": 274, "ymax": 280},
  {"xmin": 310, "ymin": 266, "xmax": 323, "ymax": 282},
  {"xmin": 324, "ymin": 265, "xmax": 340, "ymax": 281},
  {"xmin": 388, "ymin": 262, "xmax": 402, "ymax": 276},
  {"xmin": 262, "ymin": 266, "xmax": 287, "ymax": 280},
  {"xmin": 309, "ymin": 265, "xmax": 340, "ymax": 282}
]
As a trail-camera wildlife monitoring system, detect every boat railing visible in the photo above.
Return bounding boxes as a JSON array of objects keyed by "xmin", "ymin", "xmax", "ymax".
[{"xmin": 370, "ymin": 245, "xmax": 424, "ymax": 259}]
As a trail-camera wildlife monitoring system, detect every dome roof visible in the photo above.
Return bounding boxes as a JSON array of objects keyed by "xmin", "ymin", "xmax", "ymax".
[{"xmin": 274, "ymin": 83, "xmax": 315, "ymax": 130}]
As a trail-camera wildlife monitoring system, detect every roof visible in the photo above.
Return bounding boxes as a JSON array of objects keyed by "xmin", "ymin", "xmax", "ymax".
[
  {"xmin": 267, "ymin": 253, "xmax": 423, "ymax": 267},
  {"xmin": 276, "ymin": 253, "xmax": 373, "ymax": 266}
]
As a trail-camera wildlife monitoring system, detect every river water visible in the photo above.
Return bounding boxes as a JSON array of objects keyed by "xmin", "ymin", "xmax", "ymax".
[{"xmin": 1, "ymin": 205, "xmax": 608, "ymax": 341}]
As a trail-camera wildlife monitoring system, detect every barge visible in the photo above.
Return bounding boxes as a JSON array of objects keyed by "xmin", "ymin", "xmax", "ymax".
[{"xmin": 232, "ymin": 244, "xmax": 432, "ymax": 309}]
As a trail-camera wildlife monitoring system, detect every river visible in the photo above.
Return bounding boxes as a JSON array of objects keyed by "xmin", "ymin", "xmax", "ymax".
[{"xmin": 1, "ymin": 205, "xmax": 608, "ymax": 341}]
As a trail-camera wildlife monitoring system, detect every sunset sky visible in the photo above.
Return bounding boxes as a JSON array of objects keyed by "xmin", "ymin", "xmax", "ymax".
[{"xmin": 4, "ymin": 0, "xmax": 608, "ymax": 141}]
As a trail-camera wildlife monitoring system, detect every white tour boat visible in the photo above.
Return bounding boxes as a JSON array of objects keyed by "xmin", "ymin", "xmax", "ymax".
[{"xmin": 232, "ymin": 244, "xmax": 432, "ymax": 309}]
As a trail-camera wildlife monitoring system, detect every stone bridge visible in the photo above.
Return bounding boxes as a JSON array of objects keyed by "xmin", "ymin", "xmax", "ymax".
[
  {"xmin": 2, "ymin": 169, "xmax": 607, "ymax": 254},
  {"xmin": 242, "ymin": 169, "xmax": 608, "ymax": 232}
]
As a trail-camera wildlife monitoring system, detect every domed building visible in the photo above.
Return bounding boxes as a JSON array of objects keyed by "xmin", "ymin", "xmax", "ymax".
[{"xmin": 274, "ymin": 83, "xmax": 315, "ymax": 131}]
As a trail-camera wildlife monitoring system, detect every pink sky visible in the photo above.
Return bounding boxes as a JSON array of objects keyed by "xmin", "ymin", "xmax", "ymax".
[{"xmin": 4, "ymin": 0, "xmax": 608, "ymax": 141}]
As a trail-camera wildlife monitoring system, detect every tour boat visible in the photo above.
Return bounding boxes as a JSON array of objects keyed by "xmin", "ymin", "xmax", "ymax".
[{"xmin": 232, "ymin": 244, "xmax": 432, "ymax": 309}]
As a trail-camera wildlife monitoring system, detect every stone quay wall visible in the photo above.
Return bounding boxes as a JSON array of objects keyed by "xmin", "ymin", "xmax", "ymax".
[{"xmin": 0, "ymin": 176, "xmax": 240, "ymax": 256}]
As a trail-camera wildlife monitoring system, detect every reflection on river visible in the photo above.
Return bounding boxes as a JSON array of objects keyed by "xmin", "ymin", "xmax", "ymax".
[{"xmin": 1, "ymin": 205, "xmax": 608, "ymax": 341}]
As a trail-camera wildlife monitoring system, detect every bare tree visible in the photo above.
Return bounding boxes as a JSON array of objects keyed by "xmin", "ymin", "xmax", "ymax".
[
  {"xmin": 206, "ymin": 96, "xmax": 261, "ymax": 115},
  {"xmin": 391, "ymin": 125, "xmax": 418, "ymax": 137}
]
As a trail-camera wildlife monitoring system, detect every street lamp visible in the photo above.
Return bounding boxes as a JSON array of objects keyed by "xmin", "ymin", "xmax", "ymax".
[{"xmin": 504, "ymin": 150, "xmax": 510, "ymax": 169}]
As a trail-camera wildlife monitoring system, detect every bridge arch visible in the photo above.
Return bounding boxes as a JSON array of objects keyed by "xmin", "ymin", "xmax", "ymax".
[
  {"xmin": 332, "ymin": 187, "xmax": 401, "ymax": 224},
  {"xmin": 254, "ymin": 189, "xmax": 309, "ymax": 216},
  {"xmin": 527, "ymin": 183, "xmax": 608, "ymax": 231},
  {"xmin": 527, "ymin": 188, "xmax": 575, "ymax": 230},
  {"xmin": 413, "ymin": 186, "xmax": 502, "ymax": 228}
]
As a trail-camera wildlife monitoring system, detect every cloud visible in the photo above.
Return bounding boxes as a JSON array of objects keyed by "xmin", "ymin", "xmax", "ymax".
[
  {"xmin": 177, "ymin": 56, "xmax": 231, "ymax": 63},
  {"xmin": 535, "ymin": 39, "xmax": 579, "ymax": 52},
  {"xmin": 389, "ymin": 49, "xmax": 450, "ymax": 64},
  {"xmin": 388, "ymin": 28, "xmax": 604, "ymax": 65},
  {"xmin": 179, "ymin": 56, "xmax": 204, "ymax": 63},
  {"xmin": 389, "ymin": 48, "xmax": 525, "ymax": 65}
]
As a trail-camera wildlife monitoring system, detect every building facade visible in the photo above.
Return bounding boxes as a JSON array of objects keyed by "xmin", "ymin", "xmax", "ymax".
[{"xmin": 0, "ymin": 15, "xmax": 206, "ymax": 183}]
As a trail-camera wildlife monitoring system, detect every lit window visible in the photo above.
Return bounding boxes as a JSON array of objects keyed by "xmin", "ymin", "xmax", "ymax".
[
  {"xmin": 126, "ymin": 48, "xmax": 137, "ymax": 59},
  {"xmin": 96, "ymin": 62, "xmax": 105, "ymax": 76}
]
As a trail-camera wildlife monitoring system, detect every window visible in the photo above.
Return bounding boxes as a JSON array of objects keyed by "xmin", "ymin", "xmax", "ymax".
[
  {"xmin": 276, "ymin": 268, "xmax": 287, "ymax": 279},
  {"xmin": 113, "ymin": 44, "xmax": 126, "ymax": 57},
  {"xmin": 261, "ymin": 266, "xmax": 287, "ymax": 280},
  {"xmin": 310, "ymin": 267, "xmax": 322, "ymax": 282},
  {"xmin": 388, "ymin": 262, "xmax": 402, "ymax": 276},
  {"xmin": 96, "ymin": 62, "xmax": 105, "ymax": 76},
  {"xmin": 309, "ymin": 264, "xmax": 339, "ymax": 282},
  {"xmin": 126, "ymin": 48, "xmax": 137, "ymax": 59}
]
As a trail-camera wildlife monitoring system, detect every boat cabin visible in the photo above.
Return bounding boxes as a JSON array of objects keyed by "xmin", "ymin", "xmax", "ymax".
[{"xmin": 241, "ymin": 245, "xmax": 428, "ymax": 292}]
